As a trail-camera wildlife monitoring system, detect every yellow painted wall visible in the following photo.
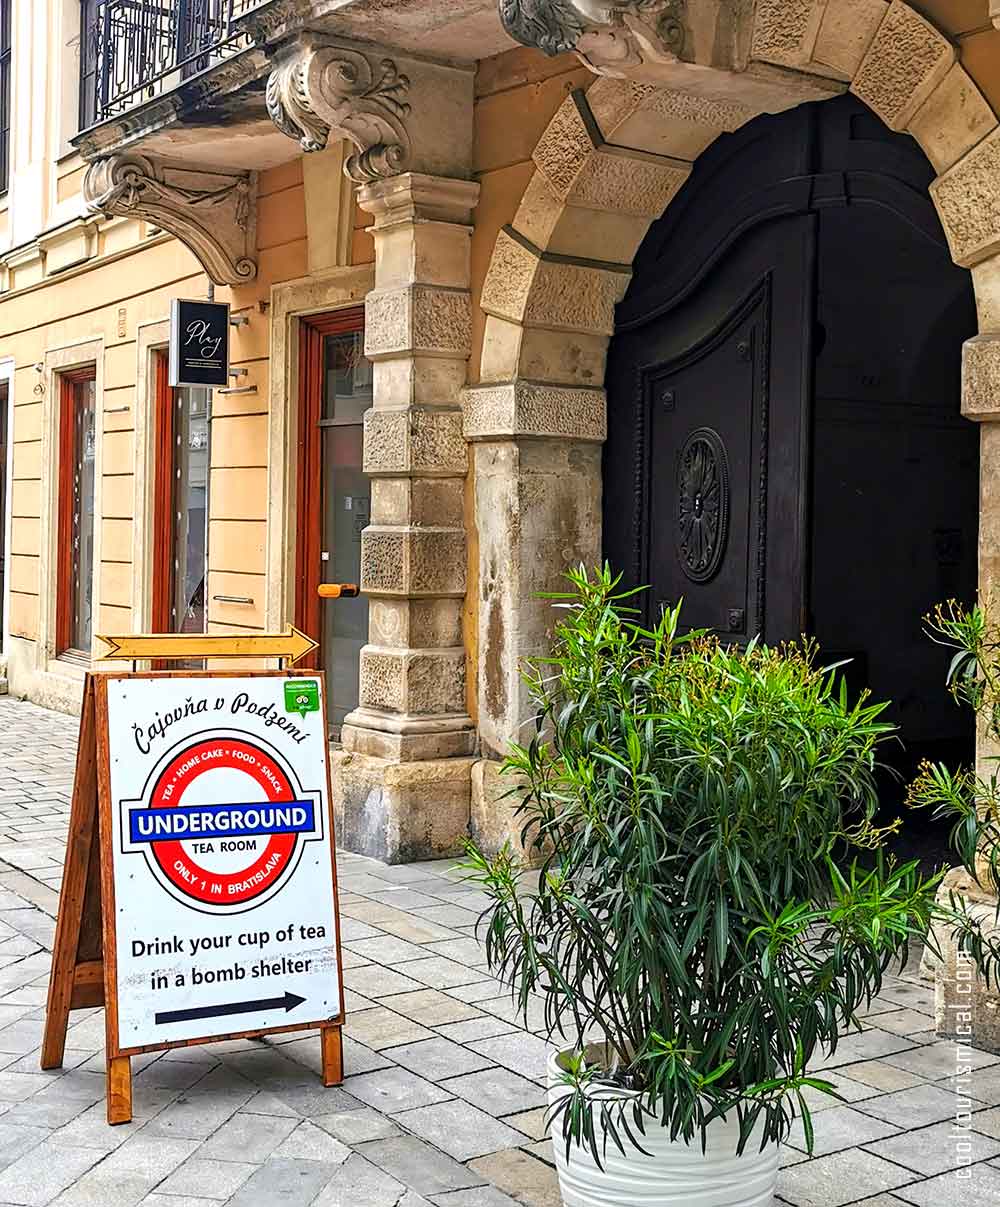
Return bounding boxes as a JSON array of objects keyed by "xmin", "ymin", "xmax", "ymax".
[
  {"xmin": 3, "ymin": 237, "xmax": 207, "ymax": 648},
  {"xmin": 1, "ymin": 148, "xmax": 374, "ymax": 703}
]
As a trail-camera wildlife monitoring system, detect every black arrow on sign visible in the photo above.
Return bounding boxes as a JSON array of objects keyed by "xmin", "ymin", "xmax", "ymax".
[{"xmin": 154, "ymin": 990, "xmax": 306, "ymax": 1026}]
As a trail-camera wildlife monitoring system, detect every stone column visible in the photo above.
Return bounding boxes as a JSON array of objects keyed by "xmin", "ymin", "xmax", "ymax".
[
  {"xmin": 333, "ymin": 172, "xmax": 480, "ymax": 863},
  {"xmin": 261, "ymin": 39, "xmax": 478, "ymax": 862}
]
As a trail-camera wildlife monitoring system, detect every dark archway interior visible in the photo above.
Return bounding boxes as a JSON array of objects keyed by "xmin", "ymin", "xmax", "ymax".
[{"xmin": 604, "ymin": 94, "xmax": 979, "ymax": 868}]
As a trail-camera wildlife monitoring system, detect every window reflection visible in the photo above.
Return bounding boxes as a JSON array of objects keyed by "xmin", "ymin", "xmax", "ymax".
[
  {"xmin": 320, "ymin": 328, "xmax": 371, "ymax": 732},
  {"xmin": 171, "ymin": 387, "xmax": 209, "ymax": 637},
  {"xmin": 70, "ymin": 377, "xmax": 96, "ymax": 654},
  {"xmin": 323, "ymin": 330, "xmax": 372, "ymax": 424}
]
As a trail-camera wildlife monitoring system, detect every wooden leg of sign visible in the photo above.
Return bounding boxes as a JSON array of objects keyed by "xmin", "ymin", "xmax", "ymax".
[
  {"xmin": 106, "ymin": 1055, "xmax": 132, "ymax": 1125},
  {"xmin": 42, "ymin": 679, "xmax": 99, "ymax": 1071},
  {"xmin": 320, "ymin": 1025, "xmax": 343, "ymax": 1087}
]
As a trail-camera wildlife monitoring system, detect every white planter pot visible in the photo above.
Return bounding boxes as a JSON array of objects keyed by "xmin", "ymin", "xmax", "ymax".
[{"xmin": 547, "ymin": 1047, "xmax": 779, "ymax": 1207}]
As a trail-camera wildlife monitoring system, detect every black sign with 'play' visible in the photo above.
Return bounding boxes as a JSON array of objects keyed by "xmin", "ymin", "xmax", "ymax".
[{"xmin": 169, "ymin": 298, "xmax": 230, "ymax": 389}]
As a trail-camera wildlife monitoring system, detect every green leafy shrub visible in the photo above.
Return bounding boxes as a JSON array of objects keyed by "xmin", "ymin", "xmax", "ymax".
[
  {"xmin": 907, "ymin": 600, "xmax": 1000, "ymax": 973},
  {"xmin": 464, "ymin": 567, "xmax": 945, "ymax": 1162}
]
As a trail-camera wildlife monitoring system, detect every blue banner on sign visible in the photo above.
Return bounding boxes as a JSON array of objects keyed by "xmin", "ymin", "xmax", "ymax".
[{"xmin": 128, "ymin": 801, "xmax": 316, "ymax": 845}]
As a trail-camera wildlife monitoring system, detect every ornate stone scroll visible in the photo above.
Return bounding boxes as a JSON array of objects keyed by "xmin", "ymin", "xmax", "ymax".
[
  {"xmin": 265, "ymin": 36, "xmax": 412, "ymax": 183},
  {"xmin": 498, "ymin": 0, "xmax": 684, "ymax": 74},
  {"xmin": 83, "ymin": 153, "xmax": 257, "ymax": 285}
]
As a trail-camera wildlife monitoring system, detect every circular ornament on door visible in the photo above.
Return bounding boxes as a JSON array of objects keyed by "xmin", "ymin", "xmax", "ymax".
[{"xmin": 676, "ymin": 426, "xmax": 730, "ymax": 583}]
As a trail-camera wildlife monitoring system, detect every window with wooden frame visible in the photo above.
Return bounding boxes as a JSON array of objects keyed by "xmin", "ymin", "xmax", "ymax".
[
  {"xmin": 151, "ymin": 349, "xmax": 210, "ymax": 640},
  {"xmin": 295, "ymin": 306, "xmax": 369, "ymax": 646},
  {"xmin": 56, "ymin": 368, "xmax": 97, "ymax": 659},
  {"xmin": 296, "ymin": 306, "xmax": 371, "ymax": 734}
]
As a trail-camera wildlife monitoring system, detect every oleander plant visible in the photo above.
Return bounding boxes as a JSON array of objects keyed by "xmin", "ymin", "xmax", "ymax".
[{"xmin": 463, "ymin": 567, "xmax": 1000, "ymax": 1168}]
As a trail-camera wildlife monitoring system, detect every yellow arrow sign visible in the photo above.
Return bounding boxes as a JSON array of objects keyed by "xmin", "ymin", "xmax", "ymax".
[{"xmin": 96, "ymin": 627, "xmax": 318, "ymax": 664}]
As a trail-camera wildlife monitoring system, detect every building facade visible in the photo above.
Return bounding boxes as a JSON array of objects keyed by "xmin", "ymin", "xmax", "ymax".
[{"xmin": 1, "ymin": 0, "xmax": 1000, "ymax": 872}]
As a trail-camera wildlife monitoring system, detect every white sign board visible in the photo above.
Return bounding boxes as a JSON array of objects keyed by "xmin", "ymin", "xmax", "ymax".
[{"xmin": 103, "ymin": 675, "xmax": 342, "ymax": 1052}]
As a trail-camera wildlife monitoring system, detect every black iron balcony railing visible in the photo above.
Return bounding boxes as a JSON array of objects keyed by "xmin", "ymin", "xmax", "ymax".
[{"xmin": 79, "ymin": 0, "xmax": 263, "ymax": 130}]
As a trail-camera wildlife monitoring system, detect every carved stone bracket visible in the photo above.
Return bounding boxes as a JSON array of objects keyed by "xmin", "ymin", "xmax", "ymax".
[
  {"xmin": 498, "ymin": 0, "xmax": 684, "ymax": 75},
  {"xmin": 266, "ymin": 35, "xmax": 412, "ymax": 183},
  {"xmin": 83, "ymin": 154, "xmax": 257, "ymax": 285}
]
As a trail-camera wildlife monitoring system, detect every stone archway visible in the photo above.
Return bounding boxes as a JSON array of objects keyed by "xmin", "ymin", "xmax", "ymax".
[{"xmin": 465, "ymin": 0, "xmax": 1000, "ymax": 841}]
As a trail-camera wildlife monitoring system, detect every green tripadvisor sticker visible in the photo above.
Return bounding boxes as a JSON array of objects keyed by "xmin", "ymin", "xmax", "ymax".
[{"xmin": 284, "ymin": 679, "xmax": 320, "ymax": 719}]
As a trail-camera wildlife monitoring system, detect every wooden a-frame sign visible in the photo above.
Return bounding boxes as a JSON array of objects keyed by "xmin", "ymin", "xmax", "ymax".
[{"xmin": 42, "ymin": 670, "xmax": 346, "ymax": 1124}]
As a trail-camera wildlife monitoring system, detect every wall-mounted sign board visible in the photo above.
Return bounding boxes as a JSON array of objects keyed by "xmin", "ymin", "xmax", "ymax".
[
  {"xmin": 42, "ymin": 670, "xmax": 345, "ymax": 1124},
  {"xmin": 169, "ymin": 298, "xmax": 230, "ymax": 389}
]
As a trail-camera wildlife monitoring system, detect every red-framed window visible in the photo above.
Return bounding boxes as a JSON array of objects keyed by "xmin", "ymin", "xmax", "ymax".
[
  {"xmin": 56, "ymin": 367, "xmax": 97, "ymax": 658},
  {"xmin": 294, "ymin": 305, "xmax": 367, "ymax": 652}
]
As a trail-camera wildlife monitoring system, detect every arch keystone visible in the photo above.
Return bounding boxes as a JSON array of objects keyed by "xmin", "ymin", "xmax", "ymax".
[{"xmin": 813, "ymin": 0, "xmax": 888, "ymax": 80}]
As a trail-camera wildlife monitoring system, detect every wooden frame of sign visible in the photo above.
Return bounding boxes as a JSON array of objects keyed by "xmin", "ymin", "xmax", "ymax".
[{"xmin": 42, "ymin": 670, "xmax": 346, "ymax": 1124}]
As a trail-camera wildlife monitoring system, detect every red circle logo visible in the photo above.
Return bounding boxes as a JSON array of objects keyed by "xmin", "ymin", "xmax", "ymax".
[{"xmin": 146, "ymin": 738, "xmax": 299, "ymax": 907}]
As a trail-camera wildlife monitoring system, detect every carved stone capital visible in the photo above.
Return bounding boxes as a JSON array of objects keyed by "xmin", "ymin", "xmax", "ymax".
[
  {"xmin": 83, "ymin": 154, "xmax": 257, "ymax": 285},
  {"xmin": 498, "ymin": 0, "xmax": 684, "ymax": 74},
  {"xmin": 266, "ymin": 35, "xmax": 412, "ymax": 183}
]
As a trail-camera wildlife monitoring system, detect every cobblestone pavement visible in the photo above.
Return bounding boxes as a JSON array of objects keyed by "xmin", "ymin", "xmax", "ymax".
[{"xmin": 0, "ymin": 696, "xmax": 996, "ymax": 1205}]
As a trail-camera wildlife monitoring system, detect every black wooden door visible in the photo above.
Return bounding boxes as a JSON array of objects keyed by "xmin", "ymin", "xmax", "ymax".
[
  {"xmin": 605, "ymin": 213, "xmax": 816, "ymax": 642},
  {"xmin": 604, "ymin": 95, "xmax": 975, "ymax": 653}
]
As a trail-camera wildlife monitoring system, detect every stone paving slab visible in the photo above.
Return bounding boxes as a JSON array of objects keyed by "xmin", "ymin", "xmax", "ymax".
[{"xmin": 0, "ymin": 696, "xmax": 992, "ymax": 1205}]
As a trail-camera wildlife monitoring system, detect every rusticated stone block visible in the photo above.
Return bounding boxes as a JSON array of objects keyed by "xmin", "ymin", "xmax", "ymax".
[
  {"xmin": 331, "ymin": 750, "xmax": 474, "ymax": 863},
  {"xmin": 585, "ymin": 78, "xmax": 650, "ymax": 143},
  {"xmin": 410, "ymin": 529, "xmax": 465, "ymax": 594},
  {"xmin": 463, "ymin": 381, "xmax": 607, "ymax": 442},
  {"xmin": 360, "ymin": 530, "xmax": 405, "ymax": 593},
  {"xmin": 363, "ymin": 408, "xmax": 467, "ymax": 477},
  {"xmin": 637, "ymin": 87, "xmax": 757, "ymax": 136},
  {"xmin": 358, "ymin": 650, "xmax": 406, "ymax": 711},
  {"xmin": 365, "ymin": 285, "xmax": 472, "ymax": 360},
  {"xmin": 523, "ymin": 257, "xmax": 629, "ymax": 335},
  {"xmin": 931, "ymin": 127, "xmax": 1000, "ymax": 268},
  {"xmin": 571, "ymin": 147, "xmax": 690, "ymax": 218},
  {"xmin": 480, "ymin": 228, "xmax": 542, "ymax": 324},
  {"xmin": 533, "ymin": 91, "xmax": 595, "ymax": 198},
  {"xmin": 851, "ymin": 0, "xmax": 954, "ymax": 131},
  {"xmin": 371, "ymin": 478, "xmax": 465, "ymax": 528},
  {"xmin": 813, "ymin": 0, "xmax": 888, "ymax": 79},
  {"xmin": 908, "ymin": 64, "xmax": 997, "ymax": 174},
  {"xmin": 361, "ymin": 526, "xmax": 466, "ymax": 597},
  {"xmin": 359, "ymin": 646, "xmax": 466, "ymax": 715},
  {"xmin": 368, "ymin": 598, "xmax": 463, "ymax": 649},
  {"xmin": 480, "ymin": 229, "xmax": 629, "ymax": 336},
  {"xmin": 751, "ymin": 0, "xmax": 825, "ymax": 68},
  {"xmin": 532, "ymin": 88, "xmax": 690, "ymax": 217},
  {"xmin": 962, "ymin": 334, "xmax": 1000, "ymax": 419}
]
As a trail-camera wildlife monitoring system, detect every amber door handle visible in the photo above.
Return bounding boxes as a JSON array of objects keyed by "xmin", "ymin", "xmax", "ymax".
[{"xmin": 318, "ymin": 583, "xmax": 360, "ymax": 599}]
